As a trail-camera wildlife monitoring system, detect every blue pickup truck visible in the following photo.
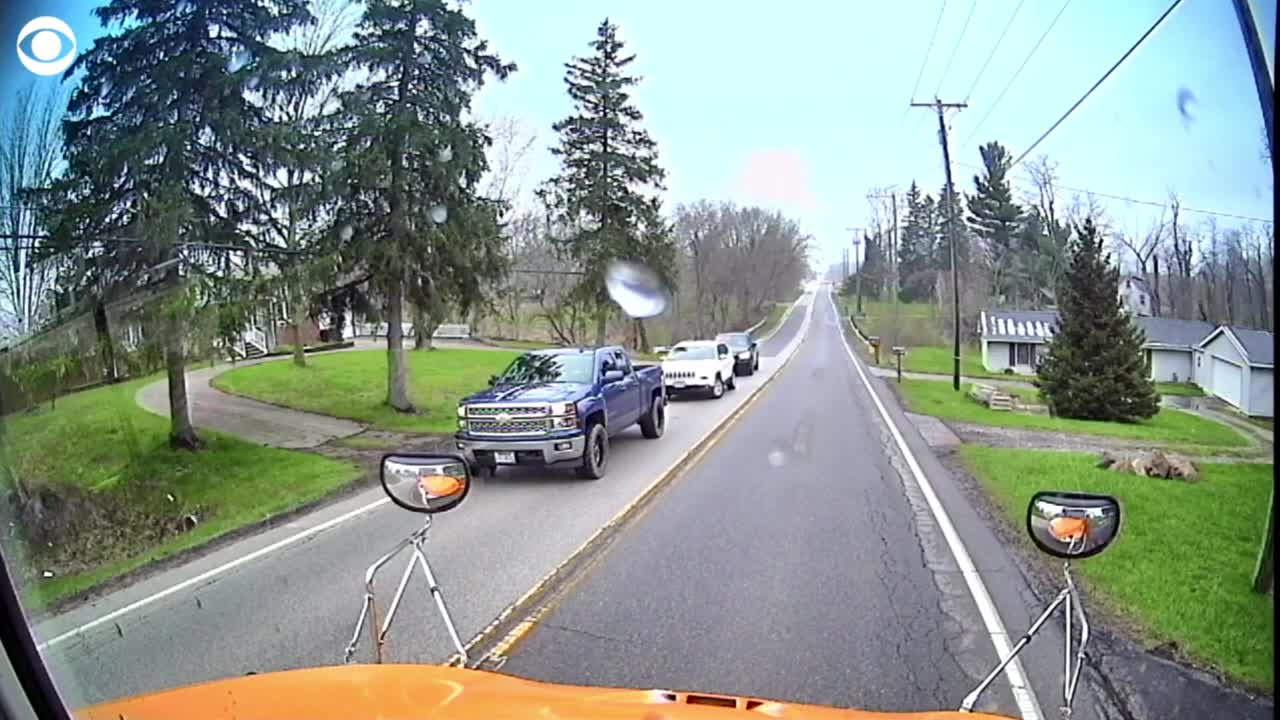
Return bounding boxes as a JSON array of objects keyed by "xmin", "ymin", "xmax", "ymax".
[{"xmin": 454, "ymin": 346, "xmax": 666, "ymax": 479}]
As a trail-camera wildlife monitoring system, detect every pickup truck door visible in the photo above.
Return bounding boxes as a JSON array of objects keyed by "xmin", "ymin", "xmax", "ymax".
[{"xmin": 600, "ymin": 350, "xmax": 640, "ymax": 433}]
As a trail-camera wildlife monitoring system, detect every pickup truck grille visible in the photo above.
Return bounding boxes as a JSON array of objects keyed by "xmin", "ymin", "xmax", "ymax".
[
  {"xmin": 468, "ymin": 418, "xmax": 553, "ymax": 435},
  {"xmin": 666, "ymin": 370, "xmax": 698, "ymax": 379},
  {"xmin": 466, "ymin": 404, "xmax": 550, "ymax": 418}
]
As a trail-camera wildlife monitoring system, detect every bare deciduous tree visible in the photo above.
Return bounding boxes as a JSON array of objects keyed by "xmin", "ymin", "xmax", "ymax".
[{"xmin": 0, "ymin": 83, "xmax": 64, "ymax": 341}]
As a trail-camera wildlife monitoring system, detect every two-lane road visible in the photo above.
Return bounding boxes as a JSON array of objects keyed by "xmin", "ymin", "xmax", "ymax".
[{"xmin": 498, "ymin": 289, "xmax": 1106, "ymax": 719}]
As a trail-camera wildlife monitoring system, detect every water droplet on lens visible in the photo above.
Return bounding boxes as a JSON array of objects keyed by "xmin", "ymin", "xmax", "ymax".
[
  {"xmin": 767, "ymin": 449, "xmax": 786, "ymax": 467},
  {"xmin": 604, "ymin": 260, "xmax": 668, "ymax": 318},
  {"xmin": 429, "ymin": 205, "xmax": 448, "ymax": 224}
]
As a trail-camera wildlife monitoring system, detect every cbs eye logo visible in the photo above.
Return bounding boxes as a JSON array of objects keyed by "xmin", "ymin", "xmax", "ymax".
[{"xmin": 16, "ymin": 17, "xmax": 77, "ymax": 77}]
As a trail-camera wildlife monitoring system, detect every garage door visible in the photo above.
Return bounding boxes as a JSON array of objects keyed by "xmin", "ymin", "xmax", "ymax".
[{"xmin": 1212, "ymin": 357, "xmax": 1243, "ymax": 408}]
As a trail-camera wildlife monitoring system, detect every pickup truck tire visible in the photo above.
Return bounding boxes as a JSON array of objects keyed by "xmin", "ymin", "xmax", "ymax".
[
  {"xmin": 711, "ymin": 376, "xmax": 725, "ymax": 398},
  {"xmin": 639, "ymin": 397, "xmax": 665, "ymax": 438},
  {"xmin": 576, "ymin": 423, "xmax": 608, "ymax": 479}
]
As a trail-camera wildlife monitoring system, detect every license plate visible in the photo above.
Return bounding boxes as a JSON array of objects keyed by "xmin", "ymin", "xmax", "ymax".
[
  {"xmin": 673, "ymin": 381, "xmax": 686, "ymax": 388},
  {"xmin": 494, "ymin": 451, "xmax": 516, "ymax": 465}
]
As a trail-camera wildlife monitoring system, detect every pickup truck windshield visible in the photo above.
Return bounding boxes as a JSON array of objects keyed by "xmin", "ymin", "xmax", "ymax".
[
  {"xmin": 716, "ymin": 333, "xmax": 750, "ymax": 351},
  {"xmin": 669, "ymin": 345, "xmax": 717, "ymax": 360},
  {"xmin": 497, "ymin": 353, "xmax": 595, "ymax": 385}
]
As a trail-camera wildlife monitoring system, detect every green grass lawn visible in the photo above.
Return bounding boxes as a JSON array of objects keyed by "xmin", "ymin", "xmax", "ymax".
[
  {"xmin": 886, "ymin": 344, "xmax": 1010, "ymax": 379},
  {"xmin": 214, "ymin": 348, "xmax": 520, "ymax": 433},
  {"xmin": 490, "ymin": 339, "xmax": 559, "ymax": 351},
  {"xmin": 895, "ymin": 379, "xmax": 1248, "ymax": 447},
  {"xmin": 959, "ymin": 446, "xmax": 1273, "ymax": 691},
  {"xmin": 753, "ymin": 301, "xmax": 791, "ymax": 339},
  {"xmin": 1, "ymin": 375, "xmax": 361, "ymax": 608},
  {"xmin": 1156, "ymin": 382, "xmax": 1206, "ymax": 397}
]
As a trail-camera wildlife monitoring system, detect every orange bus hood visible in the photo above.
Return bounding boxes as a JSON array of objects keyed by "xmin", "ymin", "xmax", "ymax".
[{"xmin": 77, "ymin": 663, "xmax": 1014, "ymax": 720}]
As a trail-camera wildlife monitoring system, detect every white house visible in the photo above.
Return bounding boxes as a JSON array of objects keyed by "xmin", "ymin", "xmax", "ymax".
[
  {"xmin": 978, "ymin": 310, "xmax": 1058, "ymax": 374},
  {"xmin": 1118, "ymin": 275, "xmax": 1153, "ymax": 317},
  {"xmin": 1194, "ymin": 326, "xmax": 1273, "ymax": 418}
]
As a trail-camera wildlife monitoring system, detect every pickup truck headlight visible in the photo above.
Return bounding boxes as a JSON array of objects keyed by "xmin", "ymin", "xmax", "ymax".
[
  {"xmin": 555, "ymin": 416, "xmax": 577, "ymax": 429},
  {"xmin": 457, "ymin": 405, "xmax": 467, "ymax": 418},
  {"xmin": 554, "ymin": 401, "xmax": 576, "ymax": 416}
]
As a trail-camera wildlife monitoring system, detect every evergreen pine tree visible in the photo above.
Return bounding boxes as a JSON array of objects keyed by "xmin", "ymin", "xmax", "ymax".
[
  {"xmin": 1036, "ymin": 218, "xmax": 1159, "ymax": 421},
  {"xmin": 898, "ymin": 181, "xmax": 938, "ymax": 301},
  {"xmin": 47, "ymin": 0, "xmax": 314, "ymax": 448},
  {"xmin": 334, "ymin": 0, "xmax": 514, "ymax": 411},
  {"xmin": 965, "ymin": 141, "xmax": 1025, "ymax": 306},
  {"xmin": 542, "ymin": 19, "xmax": 675, "ymax": 346}
]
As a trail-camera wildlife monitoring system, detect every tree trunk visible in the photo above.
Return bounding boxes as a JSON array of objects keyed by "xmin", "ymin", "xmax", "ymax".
[
  {"xmin": 636, "ymin": 319, "xmax": 649, "ymax": 353},
  {"xmin": 594, "ymin": 305, "xmax": 608, "ymax": 346},
  {"xmin": 385, "ymin": 279, "xmax": 414, "ymax": 412},
  {"xmin": 1253, "ymin": 486, "xmax": 1274, "ymax": 593},
  {"xmin": 1151, "ymin": 254, "xmax": 1161, "ymax": 317},
  {"xmin": 412, "ymin": 305, "xmax": 430, "ymax": 350},
  {"xmin": 93, "ymin": 299, "xmax": 118, "ymax": 382},
  {"xmin": 290, "ymin": 281, "xmax": 307, "ymax": 368},
  {"xmin": 164, "ymin": 311, "xmax": 201, "ymax": 449}
]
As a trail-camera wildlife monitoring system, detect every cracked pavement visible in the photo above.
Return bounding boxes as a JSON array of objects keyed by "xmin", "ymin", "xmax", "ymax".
[{"xmin": 499, "ymin": 290, "xmax": 1065, "ymax": 716}]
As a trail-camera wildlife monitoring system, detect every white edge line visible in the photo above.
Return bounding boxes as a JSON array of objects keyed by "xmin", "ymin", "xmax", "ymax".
[
  {"xmin": 825, "ymin": 287, "xmax": 1044, "ymax": 720},
  {"xmin": 39, "ymin": 497, "xmax": 392, "ymax": 651},
  {"xmin": 37, "ymin": 293, "xmax": 818, "ymax": 653}
]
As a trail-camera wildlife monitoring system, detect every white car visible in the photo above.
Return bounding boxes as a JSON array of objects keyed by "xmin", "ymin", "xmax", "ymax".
[{"xmin": 660, "ymin": 340, "xmax": 736, "ymax": 399}]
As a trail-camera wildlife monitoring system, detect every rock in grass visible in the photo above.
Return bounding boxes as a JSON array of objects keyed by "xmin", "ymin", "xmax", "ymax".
[{"xmin": 1097, "ymin": 449, "xmax": 1199, "ymax": 482}]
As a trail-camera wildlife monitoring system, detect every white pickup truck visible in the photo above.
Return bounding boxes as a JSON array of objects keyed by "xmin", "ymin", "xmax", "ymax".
[{"xmin": 659, "ymin": 340, "xmax": 737, "ymax": 399}]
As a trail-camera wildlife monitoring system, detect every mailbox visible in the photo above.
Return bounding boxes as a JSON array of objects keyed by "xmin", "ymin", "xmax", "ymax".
[{"xmin": 891, "ymin": 346, "xmax": 907, "ymax": 383}]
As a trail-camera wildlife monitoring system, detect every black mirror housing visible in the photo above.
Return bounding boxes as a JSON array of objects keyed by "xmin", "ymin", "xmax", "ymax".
[{"xmin": 380, "ymin": 453, "xmax": 471, "ymax": 514}]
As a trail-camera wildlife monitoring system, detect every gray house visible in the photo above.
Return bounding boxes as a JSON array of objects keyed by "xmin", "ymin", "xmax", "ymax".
[
  {"xmin": 1194, "ymin": 326, "xmax": 1273, "ymax": 418},
  {"xmin": 979, "ymin": 309, "xmax": 1274, "ymax": 418}
]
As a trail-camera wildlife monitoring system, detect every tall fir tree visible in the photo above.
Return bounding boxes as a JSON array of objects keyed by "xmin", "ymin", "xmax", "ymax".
[
  {"xmin": 898, "ymin": 181, "xmax": 938, "ymax": 302},
  {"xmin": 966, "ymin": 141, "xmax": 1025, "ymax": 306},
  {"xmin": 1036, "ymin": 218, "xmax": 1159, "ymax": 421},
  {"xmin": 935, "ymin": 180, "xmax": 970, "ymax": 271},
  {"xmin": 334, "ymin": 0, "xmax": 513, "ymax": 411},
  {"xmin": 47, "ymin": 0, "xmax": 314, "ymax": 448},
  {"xmin": 542, "ymin": 19, "xmax": 675, "ymax": 346}
]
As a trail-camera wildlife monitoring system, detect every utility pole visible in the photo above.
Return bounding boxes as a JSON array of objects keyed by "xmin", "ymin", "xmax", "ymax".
[
  {"xmin": 912, "ymin": 98, "xmax": 967, "ymax": 391},
  {"xmin": 852, "ymin": 234, "xmax": 863, "ymax": 316}
]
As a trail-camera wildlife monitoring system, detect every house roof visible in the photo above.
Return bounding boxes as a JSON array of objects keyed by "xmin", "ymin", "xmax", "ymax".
[
  {"xmin": 980, "ymin": 310, "xmax": 1058, "ymax": 342},
  {"xmin": 1135, "ymin": 317, "xmax": 1216, "ymax": 349},
  {"xmin": 1199, "ymin": 325, "xmax": 1274, "ymax": 367}
]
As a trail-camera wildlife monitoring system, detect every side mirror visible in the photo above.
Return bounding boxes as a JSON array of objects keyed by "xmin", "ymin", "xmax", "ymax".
[
  {"xmin": 1026, "ymin": 491, "xmax": 1120, "ymax": 559},
  {"xmin": 381, "ymin": 453, "xmax": 471, "ymax": 514},
  {"xmin": 718, "ymin": 351, "xmax": 729, "ymax": 359},
  {"xmin": 603, "ymin": 369, "xmax": 625, "ymax": 383}
]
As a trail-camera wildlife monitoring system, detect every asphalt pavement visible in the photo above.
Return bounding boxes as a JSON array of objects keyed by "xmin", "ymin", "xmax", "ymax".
[
  {"xmin": 498, "ymin": 290, "xmax": 1108, "ymax": 719},
  {"xmin": 37, "ymin": 294, "xmax": 813, "ymax": 708}
]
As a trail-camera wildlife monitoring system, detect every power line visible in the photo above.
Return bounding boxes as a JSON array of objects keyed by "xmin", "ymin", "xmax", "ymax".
[
  {"xmin": 957, "ymin": 0, "xmax": 1074, "ymax": 152},
  {"xmin": 934, "ymin": 0, "xmax": 978, "ymax": 96},
  {"xmin": 963, "ymin": 0, "xmax": 1027, "ymax": 102},
  {"xmin": 1010, "ymin": 0, "xmax": 1185, "ymax": 169},
  {"xmin": 954, "ymin": 159, "xmax": 1273, "ymax": 224},
  {"xmin": 903, "ymin": 0, "xmax": 948, "ymax": 127}
]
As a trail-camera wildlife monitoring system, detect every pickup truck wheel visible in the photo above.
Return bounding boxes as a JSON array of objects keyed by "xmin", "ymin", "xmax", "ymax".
[
  {"xmin": 753, "ymin": 356, "xmax": 759, "ymax": 372},
  {"xmin": 640, "ymin": 397, "xmax": 665, "ymax": 438},
  {"xmin": 576, "ymin": 423, "xmax": 608, "ymax": 479},
  {"xmin": 711, "ymin": 376, "xmax": 724, "ymax": 398}
]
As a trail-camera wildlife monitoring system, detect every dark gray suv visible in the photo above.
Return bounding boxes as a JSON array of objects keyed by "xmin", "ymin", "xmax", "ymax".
[{"xmin": 715, "ymin": 331, "xmax": 759, "ymax": 376}]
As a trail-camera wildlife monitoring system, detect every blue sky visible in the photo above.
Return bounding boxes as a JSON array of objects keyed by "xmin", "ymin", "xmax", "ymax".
[{"xmin": 4, "ymin": 0, "xmax": 1274, "ymax": 272}]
